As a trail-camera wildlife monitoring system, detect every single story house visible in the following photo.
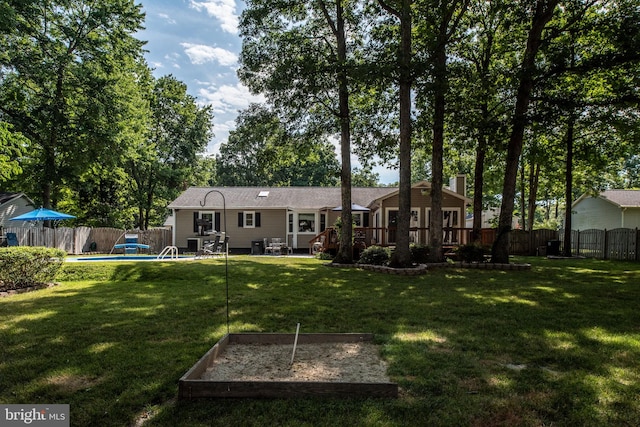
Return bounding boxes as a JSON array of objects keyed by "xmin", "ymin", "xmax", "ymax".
[
  {"xmin": 0, "ymin": 192, "xmax": 35, "ymax": 228},
  {"xmin": 167, "ymin": 176, "xmax": 471, "ymax": 253},
  {"xmin": 571, "ymin": 190, "xmax": 640, "ymax": 230}
]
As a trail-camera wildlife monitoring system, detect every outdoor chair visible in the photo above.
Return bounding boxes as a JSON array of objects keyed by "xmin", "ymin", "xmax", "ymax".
[
  {"xmin": 266, "ymin": 238, "xmax": 285, "ymax": 255},
  {"xmin": 312, "ymin": 235, "xmax": 326, "ymax": 255},
  {"xmin": 6, "ymin": 232, "xmax": 19, "ymax": 247},
  {"xmin": 196, "ymin": 235, "xmax": 220, "ymax": 258}
]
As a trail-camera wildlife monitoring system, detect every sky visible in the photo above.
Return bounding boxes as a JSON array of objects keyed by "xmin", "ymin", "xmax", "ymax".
[{"xmin": 137, "ymin": 0, "xmax": 398, "ymax": 184}]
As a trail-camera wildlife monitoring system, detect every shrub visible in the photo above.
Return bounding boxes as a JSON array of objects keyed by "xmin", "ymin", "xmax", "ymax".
[
  {"xmin": 410, "ymin": 244, "xmax": 430, "ymax": 264},
  {"xmin": 0, "ymin": 247, "xmax": 66, "ymax": 287},
  {"xmin": 315, "ymin": 251, "xmax": 334, "ymax": 261},
  {"xmin": 455, "ymin": 243, "xmax": 488, "ymax": 263},
  {"xmin": 358, "ymin": 245, "xmax": 390, "ymax": 265}
]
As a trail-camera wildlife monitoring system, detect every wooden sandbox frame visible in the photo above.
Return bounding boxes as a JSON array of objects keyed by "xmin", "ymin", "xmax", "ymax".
[{"xmin": 179, "ymin": 333, "xmax": 398, "ymax": 399}]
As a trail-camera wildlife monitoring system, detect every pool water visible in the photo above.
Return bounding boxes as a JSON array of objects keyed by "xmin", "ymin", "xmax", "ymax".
[{"xmin": 67, "ymin": 255, "xmax": 193, "ymax": 262}]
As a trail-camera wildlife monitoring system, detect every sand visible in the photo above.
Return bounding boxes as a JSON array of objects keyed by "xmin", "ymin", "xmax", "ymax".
[{"xmin": 203, "ymin": 342, "xmax": 390, "ymax": 383}]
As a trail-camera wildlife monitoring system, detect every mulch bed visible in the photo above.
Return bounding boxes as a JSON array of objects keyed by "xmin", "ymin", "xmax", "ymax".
[{"xmin": 0, "ymin": 281, "xmax": 58, "ymax": 297}]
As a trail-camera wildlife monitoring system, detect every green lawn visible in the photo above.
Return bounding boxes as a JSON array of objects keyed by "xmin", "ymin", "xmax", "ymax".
[{"xmin": 1, "ymin": 256, "xmax": 639, "ymax": 426}]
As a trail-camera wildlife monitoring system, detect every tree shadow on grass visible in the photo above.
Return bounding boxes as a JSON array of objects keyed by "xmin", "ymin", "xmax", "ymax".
[{"xmin": 1, "ymin": 257, "xmax": 639, "ymax": 426}]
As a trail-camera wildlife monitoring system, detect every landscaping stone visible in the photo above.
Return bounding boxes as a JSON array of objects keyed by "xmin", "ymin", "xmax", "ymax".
[{"xmin": 326, "ymin": 261, "xmax": 531, "ymax": 274}]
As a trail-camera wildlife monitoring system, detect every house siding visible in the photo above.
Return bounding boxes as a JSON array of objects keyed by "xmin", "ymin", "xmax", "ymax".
[
  {"xmin": 237, "ymin": 209, "xmax": 287, "ymax": 247},
  {"xmin": 0, "ymin": 194, "xmax": 35, "ymax": 228},
  {"xmin": 572, "ymin": 197, "xmax": 623, "ymax": 230},
  {"xmin": 621, "ymin": 208, "xmax": 640, "ymax": 229},
  {"xmin": 174, "ymin": 208, "xmax": 288, "ymax": 250}
]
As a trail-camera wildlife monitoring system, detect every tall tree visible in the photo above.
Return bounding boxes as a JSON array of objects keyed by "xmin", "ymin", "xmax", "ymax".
[
  {"xmin": 0, "ymin": 0, "xmax": 146, "ymax": 209},
  {"xmin": 449, "ymin": 0, "xmax": 514, "ymax": 243},
  {"xmin": 320, "ymin": 0, "xmax": 356, "ymax": 263},
  {"xmin": 377, "ymin": 0, "xmax": 414, "ymax": 267},
  {"xmin": 415, "ymin": 0, "xmax": 469, "ymax": 262},
  {"xmin": 240, "ymin": 0, "xmax": 363, "ymax": 262},
  {"xmin": 491, "ymin": 0, "xmax": 559, "ymax": 263},
  {"xmin": 127, "ymin": 75, "xmax": 213, "ymax": 230}
]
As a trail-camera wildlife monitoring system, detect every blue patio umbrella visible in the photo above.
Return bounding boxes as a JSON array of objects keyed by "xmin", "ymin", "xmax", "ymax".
[{"xmin": 10, "ymin": 207, "xmax": 76, "ymax": 222}]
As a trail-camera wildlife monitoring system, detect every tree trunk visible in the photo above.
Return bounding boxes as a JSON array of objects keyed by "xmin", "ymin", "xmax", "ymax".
[
  {"xmin": 472, "ymin": 131, "xmax": 486, "ymax": 243},
  {"xmin": 520, "ymin": 161, "xmax": 526, "ymax": 230},
  {"xmin": 491, "ymin": 1, "xmax": 559, "ymax": 263},
  {"xmin": 428, "ymin": 29, "xmax": 447, "ymax": 263},
  {"xmin": 326, "ymin": 0, "xmax": 353, "ymax": 264},
  {"xmin": 472, "ymin": 28, "xmax": 493, "ymax": 244},
  {"xmin": 562, "ymin": 33, "xmax": 577, "ymax": 258},
  {"xmin": 527, "ymin": 163, "xmax": 540, "ymax": 232},
  {"xmin": 138, "ymin": 207, "xmax": 144, "ymax": 230},
  {"xmin": 389, "ymin": 0, "xmax": 413, "ymax": 268},
  {"xmin": 563, "ymin": 116, "xmax": 574, "ymax": 257},
  {"xmin": 42, "ymin": 65, "xmax": 67, "ymax": 209}
]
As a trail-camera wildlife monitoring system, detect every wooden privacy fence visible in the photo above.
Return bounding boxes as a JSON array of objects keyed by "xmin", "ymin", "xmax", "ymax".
[
  {"xmin": 561, "ymin": 228, "xmax": 639, "ymax": 261},
  {"xmin": 470, "ymin": 228, "xmax": 559, "ymax": 256},
  {"xmin": 2, "ymin": 226, "xmax": 172, "ymax": 255}
]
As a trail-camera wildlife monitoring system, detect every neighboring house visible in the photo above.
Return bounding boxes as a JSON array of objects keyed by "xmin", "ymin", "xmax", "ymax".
[
  {"xmin": 572, "ymin": 190, "xmax": 640, "ymax": 230},
  {"xmin": 464, "ymin": 207, "xmax": 521, "ymax": 229},
  {"xmin": 167, "ymin": 176, "xmax": 470, "ymax": 252},
  {"xmin": 465, "ymin": 207, "xmax": 500, "ymax": 229},
  {"xmin": 0, "ymin": 192, "xmax": 35, "ymax": 228}
]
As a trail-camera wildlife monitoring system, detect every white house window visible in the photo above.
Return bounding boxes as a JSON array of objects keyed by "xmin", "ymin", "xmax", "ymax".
[
  {"xmin": 298, "ymin": 213, "xmax": 316, "ymax": 233},
  {"xmin": 238, "ymin": 211, "xmax": 260, "ymax": 228},
  {"xmin": 244, "ymin": 211, "xmax": 255, "ymax": 228}
]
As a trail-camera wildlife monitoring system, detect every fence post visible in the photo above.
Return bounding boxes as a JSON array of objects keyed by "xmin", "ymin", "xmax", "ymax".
[{"xmin": 603, "ymin": 229, "xmax": 608, "ymax": 260}]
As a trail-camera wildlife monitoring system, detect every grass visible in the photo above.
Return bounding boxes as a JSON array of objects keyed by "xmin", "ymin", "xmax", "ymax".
[{"xmin": 1, "ymin": 256, "xmax": 639, "ymax": 426}]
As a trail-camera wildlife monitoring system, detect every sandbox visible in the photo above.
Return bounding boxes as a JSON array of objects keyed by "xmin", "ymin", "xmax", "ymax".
[{"xmin": 179, "ymin": 333, "xmax": 398, "ymax": 399}]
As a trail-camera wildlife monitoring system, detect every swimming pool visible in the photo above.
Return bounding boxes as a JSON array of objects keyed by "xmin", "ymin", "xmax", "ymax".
[{"xmin": 67, "ymin": 255, "xmax": 193, "ymax": 262}]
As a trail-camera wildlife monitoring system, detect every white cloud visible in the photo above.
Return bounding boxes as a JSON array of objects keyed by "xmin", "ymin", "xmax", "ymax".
[
  {"xmin": 213, "ymin": 119, "xmax": 236, "ymax": 133},
  {"xmin": 180, "ymin": 43, "xmax": 238, "ymax": 66},
  {"xmin": 190, "ymin": 0, "xmax": 239, "ymax": 34},
  {"xmin": 206, "ymin": 119, "xmax": 236, "ymax": 153},
  {"xmin": 158, "ymin": 13, "xmax": 176, "ymax": 25},
  {"xmin": 198, "ymin": 83, "xmax": 266, "ymax": 113}
]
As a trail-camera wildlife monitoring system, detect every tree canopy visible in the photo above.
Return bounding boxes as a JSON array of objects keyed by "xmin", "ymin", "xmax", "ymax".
[
  {"xmin": 216, "ymin": 104, "xmax": 340, "ymax": 187},
  {"xmin": 0, "ymin": 0, "xmax": 638, "ymax": 254},
  {"xmin": 0, "ymin": 0, "xmax": 214, "ymax": 229},
  {"xmin": 238, "ymin": 0, "xmax": 639, "ymax": 262}
]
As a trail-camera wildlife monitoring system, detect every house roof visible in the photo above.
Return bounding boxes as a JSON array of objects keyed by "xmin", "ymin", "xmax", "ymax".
[
  {"xmin": 0, "ymin": 192, "xmax": 34, "ymax": 206},
  {"xmin": 573, "ymin": 190, "xmax": 640, "ymax": 208},
  {"xmin": 383, "ymin": 180, "xmax": 472, "ymax": 204},
  {"xmin": 168, "ymin": 186, "xmax": 399, "ymax": 210},
  {"xmin": 599, "ymin": 190, "xmax": 640, "ymax": 208}
]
